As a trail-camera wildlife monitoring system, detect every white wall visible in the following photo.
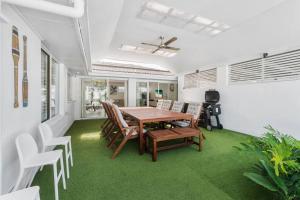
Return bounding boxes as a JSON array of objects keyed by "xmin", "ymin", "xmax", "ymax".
[
  {"xmin": 0, "ymin": 6, "xmax": 42, "ymax": 193},
  {"xmin": 0, "ymin": 6, "xmax": 74, "ymax": 194},
  {"xmin": 178, "ymin": 66, "xmax": 300, "ymax": 139}
]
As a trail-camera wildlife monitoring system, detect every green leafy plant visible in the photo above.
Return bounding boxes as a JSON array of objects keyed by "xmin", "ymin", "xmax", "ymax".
[{"xmin": 236, "ymin": 126, "xmax": 300, "ymax": 200}]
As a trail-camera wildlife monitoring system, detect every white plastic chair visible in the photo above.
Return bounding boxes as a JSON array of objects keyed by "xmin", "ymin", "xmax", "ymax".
[
  {"xmin": 0, "ymin": 186, "xmax": 40, "ymax": 200},
  {"xmin": 15, "ymin": 134, "xmax": 66, "ymax": 200},
  {"xmin": 39, "ymin": 123, "xmax": 73, "ymax": 179}
]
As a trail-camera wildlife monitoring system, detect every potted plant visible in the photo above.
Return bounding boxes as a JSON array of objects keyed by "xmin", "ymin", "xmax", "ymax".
[{"xmin": 236, "ymin": 126, "xmax": 300, "ymax": 200}]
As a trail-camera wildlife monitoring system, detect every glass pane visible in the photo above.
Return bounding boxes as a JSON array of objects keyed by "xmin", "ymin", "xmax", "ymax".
[
  {"xmin": 158, "ymin": 83, "xmax": 178, "ymax": 101},
  {"xmin": 108, "ymin": 80, "xmax": 127, "ymax": 107},
  {"xmin": 51, "ymin": 59, "xmax": 59, "ymax": 118},
  {"xmin": 82, "ymin": 80, "xmax": 108, "ymax": 118},
  {"xmin": 149, "ymin": 82, "xmax": 160, "ymax": 107},
  {"xmin": 136, "ymin": 82, "xmax": 148, "ymax": 107},
  {"xmin": 41, "ymin": 50, "xmax": 49, "ymax": 122}
]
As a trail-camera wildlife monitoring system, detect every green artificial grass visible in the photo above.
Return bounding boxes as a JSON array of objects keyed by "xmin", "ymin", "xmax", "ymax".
[{"xmin": 33, "ymin": 120, "xmax": 274, "ymax": 200}]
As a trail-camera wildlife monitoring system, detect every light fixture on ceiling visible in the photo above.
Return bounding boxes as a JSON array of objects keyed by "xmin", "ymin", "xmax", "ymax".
[
  {"xmin": 96, "ymin": 58, "xmax": 168, "ymax": 71},
  {"xmin": 138, "ymin": 1, "xmax": 230, "ymax": 37}
]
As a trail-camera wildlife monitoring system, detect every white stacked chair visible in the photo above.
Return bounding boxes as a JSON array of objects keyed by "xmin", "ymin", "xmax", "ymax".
[
  {"xmin": 0, "ymin": 186, "xmax": 40, "ymax": 200},
  {"xmin": 39, "ymin": 123, "xmax": 73, "ymax": 179},
  {"xmin": 171, "ymin": 101, "xmax": 184, "ymax": 112},
  {"xmin": 156, "ymin": 99, "xmax": 163, "ymax": 109},
  {"xmin": 15, "ymin": 134, "xmax": 66, "ymax": 200},
  {"xmin": 161, "ymin": 100, "xmax": 172, "ymax": 110}
]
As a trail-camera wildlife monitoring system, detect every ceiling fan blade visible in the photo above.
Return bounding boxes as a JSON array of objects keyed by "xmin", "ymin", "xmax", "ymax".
[
  {"xmin": 141, "ymin": 42, "xmax": 160, "ymax": 47},
  {"xmin": 152, "ymin": 48, "xmax": 160, "ymax": 54},
  {"xmin": 164, "ymin": 46, "xmax": 180, "ymax": 51},
  {"xmin": 164, "ymin": 37, "xmax": 177, "ymax": 46}
]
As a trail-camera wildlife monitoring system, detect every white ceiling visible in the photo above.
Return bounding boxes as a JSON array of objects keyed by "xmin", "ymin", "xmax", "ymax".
[
  {"xmin": 89, "ymin": 0, "xmax": 300, "ymax": 73},
  {"xmin": 14, "ymin": 0, "xmax": 300, "ymax": 75},
  {"xmin": 14, "ymin": 0, "xmax": 86, "ymax": 74}
]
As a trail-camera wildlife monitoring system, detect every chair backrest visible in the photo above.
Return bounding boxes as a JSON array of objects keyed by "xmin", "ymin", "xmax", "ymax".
[
  {"xmin": 171, "ymin": 101, "xmax": 184, "ymax": 112},
  {"xmin": 16, "ymin": 134, "xmax": 38, "ymax": 166},
  {"xmin": 101, "ymin": 101, "xmax": 112, "ymax": 119},
  {"xmin": 156, "ymin": 99, "xmax": 163, "ymax": 109},
  {"xmin": 186, "ymin": 103, "xmax": 202, "ymax": 120},
  {"xmin": 38, "ymin": 123, "xmax": 53, "ymax": 145},
  {"xmin": 111, "ymin": 104, "xmax": 129, "ymax": 130},
  {"xmin": 161, "ymin": 100, "xmax": 172, "ymax": 110}
]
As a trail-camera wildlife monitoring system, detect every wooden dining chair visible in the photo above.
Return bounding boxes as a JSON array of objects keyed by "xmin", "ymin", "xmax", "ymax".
[
  {"xmin": 102, "ymin": 101, "xmax": 118, "ymax": 141},
  {"xmin": 171, "ymin": 101, "xmax": 184, "ymax": 112},
  {"xmin": 100, "ymin": 101, "xmax": 110, "ymax": 130},
  {"xmin": 171, "ymin": 103, "xmax": 202, "ymax": 128},
  {"xmin": 108, "ymin": 104, "xmax": 146, "ymax": 159},
  {"xmin": 161, "ymin": 100, "xmax": 172, "ymax": 110}
]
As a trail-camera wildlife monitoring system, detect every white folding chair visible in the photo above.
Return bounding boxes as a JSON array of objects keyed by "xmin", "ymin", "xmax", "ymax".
[
  {"xmin": 171, "ymin": 101, "xmax": 184, "ymax": 112},
  {"xmin": 39, "ymin": 123, "xmax": 73, "ymax": 179},
  {"xmin": 0, "ymin": 186, "xmax": 40, "ymax": 200},
  {"xmin": 156, "ymin": 99, "xmax": 163, "ymax": 109},
  {"xmin": 171, "ymin": 103, "xmax": 202, "ymax": 128},
  {"xmin": 161, "ymin": 100, "xmax": 172, "ymax": 110},
  {"xmin": 15, "ymin": 134, "xmax": 66, "ymax": 200}
]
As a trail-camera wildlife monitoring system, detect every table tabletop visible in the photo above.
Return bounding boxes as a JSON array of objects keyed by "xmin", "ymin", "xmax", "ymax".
[
  {"xmin": 120, "ymin": 107, "xmax": 194, "ymax": 154},
  {"xmin": 120, "ymin": 107, "xmax": 193, "ymax": 122}
]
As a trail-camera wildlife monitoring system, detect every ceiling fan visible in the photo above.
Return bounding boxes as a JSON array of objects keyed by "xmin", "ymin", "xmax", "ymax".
[{"xmin": 141, "ymin": 36, "xmax": 180, "ymax": 54}]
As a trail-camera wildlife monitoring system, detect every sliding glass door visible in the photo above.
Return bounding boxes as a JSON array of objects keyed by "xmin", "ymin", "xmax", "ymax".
[
  {"xmin": 137, "ymin": 81, "xmax": 178, "ymax": 107},
  {"xmin": 136, "ymin": 82, "xmax": 148, "ymax": 107},
  {"xmin": 81, "ymin": 79, "xmax": 128, "ymax": 118},
  {"xmin": 108, "ymin": 80, "xmax": 127, "ymax": 107}
]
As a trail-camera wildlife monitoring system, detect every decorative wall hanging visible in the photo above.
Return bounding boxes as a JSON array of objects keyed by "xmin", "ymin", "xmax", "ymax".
[
  {"xmin": 12, "ymin": 26, "xmax": 20, "ymax": 108},
  {"xmin": 22, "ymin": 35, "xmax": 28, "ymax": 107}
]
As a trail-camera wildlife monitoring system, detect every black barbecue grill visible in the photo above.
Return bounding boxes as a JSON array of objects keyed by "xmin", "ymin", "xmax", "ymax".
[{"xmin": 199, "ymin": 90, "xmax": 223, "ymax": 131}]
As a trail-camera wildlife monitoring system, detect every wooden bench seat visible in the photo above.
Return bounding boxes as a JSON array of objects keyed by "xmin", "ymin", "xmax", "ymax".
[{"xmin": 147, "ymin": 127, "xmax": 204, "ymax": 161}]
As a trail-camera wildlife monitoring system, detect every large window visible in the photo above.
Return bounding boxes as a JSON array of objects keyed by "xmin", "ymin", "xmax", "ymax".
[
  {"xmin": 229, "ymin": 49, "xmax": 300, "ymax": 84},
  {"xmin": 41, "ymin": 50, "xmax": 60, "ymax": 122},
  {"xmin": 136, "ymin": 81, "xmax": 178, "ymax": 107},
  {"xmin": 81, "ymin": 79, "xmax": 128, "ymax": 119},
  {"xmin": 51, "ymin": 59, "xmax": 59, "ymax": 117},
  {"xmin": 41, "ymin": 50, "xmax": 50, "ymax": 122},
  {"xmin": 183, "ymin": 68, "xmax": 217, "ymax": 89}
]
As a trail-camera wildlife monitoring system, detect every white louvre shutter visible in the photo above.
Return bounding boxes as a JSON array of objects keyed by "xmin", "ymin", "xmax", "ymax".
[
  {"xmin": 184, "ymin": 68, "xmax": 217, "ymax": 89},
  {"xmin": 264, "ymin": 50, "xmax": 300, "ymax": 81},
  {"xmin": 229, "ymin": 59, "xmax": 263, "ymax": 83}
]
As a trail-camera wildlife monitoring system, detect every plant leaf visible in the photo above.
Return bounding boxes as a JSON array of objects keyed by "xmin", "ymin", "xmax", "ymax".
[
  {"xmin": 244, "ymin": 172, "xmax": 278, "ymax": 192},
  {"xmin": 260, "ymin": 160, "xmax": 288, "ymax": 196}
]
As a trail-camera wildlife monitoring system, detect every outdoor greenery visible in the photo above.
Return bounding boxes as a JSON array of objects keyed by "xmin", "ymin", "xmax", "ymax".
[{"xmin": 236, "ymin": 126, "xmax": 300, "ymax": 200}]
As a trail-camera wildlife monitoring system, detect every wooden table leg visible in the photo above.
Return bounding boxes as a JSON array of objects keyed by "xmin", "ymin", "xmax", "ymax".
[
  {"xmin": 139, "ymin": 121, "xmax": 145, "ymax": 155},
  {"xmin": 152, "ymin": 139, "xmax": 157, "ymax": 162}
]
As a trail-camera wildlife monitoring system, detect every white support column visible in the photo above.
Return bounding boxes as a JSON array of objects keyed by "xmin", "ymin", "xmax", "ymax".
[
  {"xmin": 59, "ymin": 64, "xmax": 66, "ymax": 115},
  {"xmin": 127, "ymin": 78, "xmax": 136, "ymax": 107}
]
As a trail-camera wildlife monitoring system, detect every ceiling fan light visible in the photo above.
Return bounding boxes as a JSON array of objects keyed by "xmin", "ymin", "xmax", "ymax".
[
  {"xmin": 204, "ymin": 27, "xmax": 213, "ymax": 32},
  {"xmin": 221, "ymin": 24, "xmax": 230, "ymax": 29},
  {"xmin": 120, "ymin": 44, "xmax": 137, "ymax": 51},
  {"xmin": 211, "ymin": 29, "xmax": 222, "ymax": 35},
  {"xmin": 194, "ymin": 16, "xmax": 213, "ymax": 25},
  {"xmin": 167, "ymin": 52, "xmax": 177, "ymax": 57},
  {"xmin": 211, "ymin": 22, "xmax": 220, "ymax": 28},
  {"xmin": 146, "ymin": 1, "xmax": 170, "ymax": 14}
]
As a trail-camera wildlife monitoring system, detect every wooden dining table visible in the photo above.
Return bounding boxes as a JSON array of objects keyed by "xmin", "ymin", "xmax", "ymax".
[{"xmin": 120, "ymin": 107, "xmax": 194, "ymax": 155}]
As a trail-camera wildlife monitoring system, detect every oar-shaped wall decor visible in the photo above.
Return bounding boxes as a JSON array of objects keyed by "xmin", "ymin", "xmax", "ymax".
[
  {"xmin": 12, "ymin": 26, "xmax": 20, "ymax": 108},
  {"xmin": 22, "ymin": 35, "xmax": 28, "ymax": 107}
]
